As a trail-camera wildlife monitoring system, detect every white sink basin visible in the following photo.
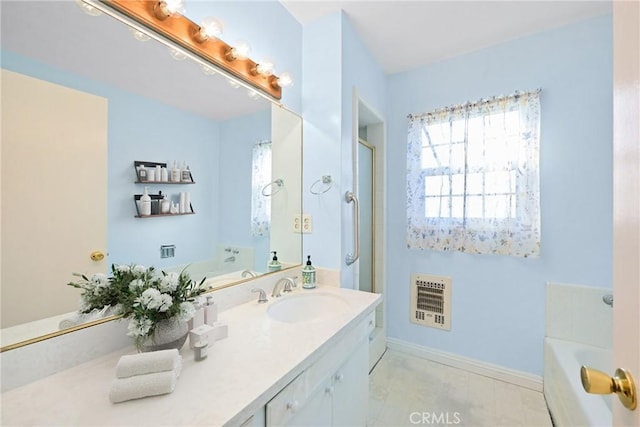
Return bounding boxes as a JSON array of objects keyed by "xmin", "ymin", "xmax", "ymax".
[{"xmin": 267, "ymin": 293, "xmax": 350, "ymax": 323}]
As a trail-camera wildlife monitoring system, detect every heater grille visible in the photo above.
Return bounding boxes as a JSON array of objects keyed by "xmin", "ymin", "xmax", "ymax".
[{"xmin": 410, "ymin": 274, "xmax": 451, "ymax": 330}]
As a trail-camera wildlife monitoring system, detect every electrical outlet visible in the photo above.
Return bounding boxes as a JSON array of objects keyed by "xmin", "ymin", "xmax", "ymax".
[
  {"xmin": 302, "ymin": 214, "xmax": 312, "ymax": 233},
  {"xmin": 293, "ymin": 214, "xmax": 302, "ymax": 233},
  {"xmin": 293, "ymin": 214, "xmax": 313, "ymax": 233}
]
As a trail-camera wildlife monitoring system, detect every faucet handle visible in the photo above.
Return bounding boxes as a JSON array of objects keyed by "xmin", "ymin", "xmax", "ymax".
[{"xmin": 251, "ymin": 288, "xmax": 268, "ymax": 304}]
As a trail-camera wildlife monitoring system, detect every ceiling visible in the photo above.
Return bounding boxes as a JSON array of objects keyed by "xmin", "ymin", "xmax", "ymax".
[{"xmin": 280, "ymin": 0, "xmax": 612, "ymax": 74}]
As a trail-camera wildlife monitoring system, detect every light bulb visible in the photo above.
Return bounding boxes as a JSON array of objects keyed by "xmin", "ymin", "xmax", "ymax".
[
  {"xmin": 200, "ymin": 17, "xmax": 223, "ymax": 39},
  {"xmin": 274, "ymin": 72, "xmax": 293, "ymax": 88},
  {"xmin": 154, "ymin": 0, "xmax": 184, "ymax": 20},
  {"xmin": 255, "ymin": 60, "xmax": 274, "ymax": 77},
  {"xmin": 226, "ymin": 41, "xmax": 251, "ymax": 61},
  {"xmin": 247, "ymin": 90, "xmax": 260, "ymax": 100},
  {"xmin": 163, "ymin": 0, "xmax": 184, "ymax": 15}
]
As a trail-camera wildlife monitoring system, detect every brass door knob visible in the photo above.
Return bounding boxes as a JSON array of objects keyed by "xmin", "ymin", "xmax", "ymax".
[
  {"xmin": 90, "ymin": 251, "xmax": 105, "ymax": 262},
  {"xmin": 581, "ymin": 365, "xmax": 637, "ymax": 410}
]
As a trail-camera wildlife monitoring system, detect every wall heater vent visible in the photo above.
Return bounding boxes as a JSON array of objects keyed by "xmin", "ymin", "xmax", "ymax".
[{"xmin": 410, "ymin": 274, "xmax": 451, "ymax": 331}]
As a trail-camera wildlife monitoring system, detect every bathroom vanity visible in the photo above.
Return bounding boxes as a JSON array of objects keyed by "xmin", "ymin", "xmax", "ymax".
[{"xmin": 0, "ymin": 282, "xmax": 381, "ymax": 426}]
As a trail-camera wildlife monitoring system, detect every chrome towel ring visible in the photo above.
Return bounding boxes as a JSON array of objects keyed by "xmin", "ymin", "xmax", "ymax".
[
  {"xmin": 262, "ymin": 178, "xmax": 284, "ymax": 196},
  {"xmin": 310, "ymin": 175, "xmax": 332, "ymax": 195}
]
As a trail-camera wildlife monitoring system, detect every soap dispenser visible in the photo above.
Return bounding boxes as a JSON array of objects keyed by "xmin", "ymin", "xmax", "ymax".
[
  {"xmin": 139, "ymin": 186, "xmax": 151, "ymax": 216},
  {"xmin": 268, "ymin": 251, "xmax": 282, "ymax": 272},
  {"xmin": 302, "ymin": 255, "xmax": 316, "ymax": 289}
]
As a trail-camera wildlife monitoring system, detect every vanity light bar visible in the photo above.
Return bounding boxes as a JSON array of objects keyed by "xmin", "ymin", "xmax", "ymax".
[{"xmin": 93, "ymin": 0, "xmax": 282, "ymax": 100}]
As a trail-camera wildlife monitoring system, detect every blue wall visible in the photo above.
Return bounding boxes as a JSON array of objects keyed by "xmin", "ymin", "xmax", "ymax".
[
  {"xmin": 186, "ymin": 1, "xmax": 302, "ymax": 113},
  {"xmin": 301, "ymin": 13, "xmax": 344, "ymax": 270},
  {"xmin": 2, "ymin": 51, "xmax": 221, "ymax": 270},
  {"xmin": 301, "ymin": 12, "xmax": 387, "ymax": 276},
  {"xmin": 386, "ymin": 15, "xmax": 613, "ymax": 375},
  {"xmin": 218, "ymin": 109, "xmax": 271, "ymax": 271},
  {"xmin": 339, "ymin": 14, "xmax": 388, "ymax": 286}
]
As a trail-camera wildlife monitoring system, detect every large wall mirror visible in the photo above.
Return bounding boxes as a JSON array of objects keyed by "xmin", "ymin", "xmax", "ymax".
[{"xmin": 0, "ymin": 1, "xmax": 302, "ymax": 351}]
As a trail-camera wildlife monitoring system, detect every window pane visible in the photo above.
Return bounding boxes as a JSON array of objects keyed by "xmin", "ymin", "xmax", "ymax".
[
  {"xmin": 450, "ymin": 143, "xmax": 465, "ymax": 169},
  {"xmin": 485, "ymin": 113, "xmax": 506, "ymax": 138},
  {"xmin": 451, "ymin": 174, "xmax": 465, "ymax": 195},
  {"xmin": 451, "ymin": 119, "xmax": 465, "ymax": 142},
  {"xmin": 466, "ymin": 173, "xmax": 483, "ymax": 194},
  {"xmin": 425, "ymin": 123, "xmax": 450, "ymax": 145},
  {"xmin": 421, "ymin": 144, "xmax": 449, "ymax": 169},
  {"xmin": 467, "ymin": 137, "xmax": 484, "ymax": 168},
  {"xmin": 467, "ymin": 195, "xmax": 483, "ymax": 218},
  {"xmin": 485, "ymin": 171, "xmax": 515, "ymax": 194},
  {"xmin": 451, "ymin": 196, "xmax": 464, "ymax": 218},
  {"xmin": 425, "ymin": 175, "xmax": 449, "ymax": 196},
  {"xmin": 485, "ymin": 140, "xmax": 511, "ymax": 167},
  {"xmin": 425, "ymin": 196, "xmax": 449, "ymax": 218}
]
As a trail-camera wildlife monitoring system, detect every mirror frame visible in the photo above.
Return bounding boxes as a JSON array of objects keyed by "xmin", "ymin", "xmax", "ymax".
[{"xmin": 0, "ymin": 1, "xmax": 300, "ymax": 353}]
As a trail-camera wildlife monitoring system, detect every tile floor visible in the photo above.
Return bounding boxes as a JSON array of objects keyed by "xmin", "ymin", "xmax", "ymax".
[{"xmin": 368, "ymin": 350, "xmax": 553, "ymax": 427}]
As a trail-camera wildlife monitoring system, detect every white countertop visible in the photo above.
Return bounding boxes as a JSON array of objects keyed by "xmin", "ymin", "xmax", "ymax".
[{"xmin": 1, "ymin": 285, "xmax": 381, "ymax": 426}]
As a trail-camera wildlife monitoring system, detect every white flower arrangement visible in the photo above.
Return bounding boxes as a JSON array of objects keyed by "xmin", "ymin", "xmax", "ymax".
[{"xmin": 68, "ymin": 264, "xmax": 206, "ymax": 349}]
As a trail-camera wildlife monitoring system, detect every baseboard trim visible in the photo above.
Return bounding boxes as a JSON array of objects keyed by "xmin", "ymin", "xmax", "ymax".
[{"xmin": 386, "ymin": 337, "xmax": 543, "ymax": 392}]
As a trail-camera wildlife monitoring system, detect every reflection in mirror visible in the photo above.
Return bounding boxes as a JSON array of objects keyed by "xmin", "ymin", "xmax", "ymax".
[{"xmin": 0, "ymin": 1, "xmax": 302, "ymax": 350}]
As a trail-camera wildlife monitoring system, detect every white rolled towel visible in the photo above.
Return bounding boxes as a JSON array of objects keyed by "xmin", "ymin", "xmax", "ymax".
[
  {"xmin": 109, "ymin": 370, "xmax": 178, "ymax": 403},
  {"xmin": 116, "ymin": 349, "xmax": 182, "ymax": 379}
]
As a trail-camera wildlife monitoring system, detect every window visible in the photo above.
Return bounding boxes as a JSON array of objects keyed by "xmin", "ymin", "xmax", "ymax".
[
  {"xmin": 251, "ymin": 140, "xmax": 272, "ymax": 237},
  {"xmin": 407, "ymin": 90, "xmax": 541, "ymax": 257}
]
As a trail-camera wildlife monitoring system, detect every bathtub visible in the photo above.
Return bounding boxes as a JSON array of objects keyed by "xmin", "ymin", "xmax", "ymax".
[{"xmin": 544, "ymin": 337, "xmax": 612, "ymax": 426}]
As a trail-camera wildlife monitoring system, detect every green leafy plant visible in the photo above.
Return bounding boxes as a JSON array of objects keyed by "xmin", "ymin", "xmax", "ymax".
[{"xmin": 67, "ymin": 264, "xmax": 206, "ymax": 347}]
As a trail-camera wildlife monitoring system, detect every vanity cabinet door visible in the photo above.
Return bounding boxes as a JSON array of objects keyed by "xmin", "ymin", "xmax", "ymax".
[
  {"xmin": 332, "ymin": 339, "xmax": 369, "ymax": 426},
  {"xmin": 286, "ymin": 377, "xmax": 333, "ymax": 426}
]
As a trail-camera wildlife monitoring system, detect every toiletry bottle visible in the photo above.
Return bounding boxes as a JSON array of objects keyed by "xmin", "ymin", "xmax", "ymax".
[
  {"xmin": 181, "ymin": 162, "xmax": 191, "ymax": 182},
  {"xmin": 185, "ymin": 191, "xmax": 191, "ymax": 213},
  {"xmin": 204, "ymin": 295, "xmax": 217, "ymax": 326},
  {"xmin": 154, "ymin": 165, "xmax": 161, "ymax": 182},
  {"xmin": 150, "ymin": 191, "xmax": 161, "ymax": 215},
  {"xmin": 268, "ymin": 251, "xmax": 282, "ymax": 272},
  {"xmin": 138, "ymin": 164, "xmax": 147, "ymax": 182},
  {"xmin": 161, "ymin": 194, "xmax": 170, "ymax": 214},
  {"xmin": 171, "ymin": 161, "xmax": 180, "ymax": 182},
  {"xmin": 139, "ymin": 186, "xmax": 151, "ymax": 216},
  {"xmin": 161, "ymin": 166, "xmax": 169, "ymax": 182},
  {"xmin": 188, "ymin": 298, "xmax": 204, "ymax": 330},
  {"xmin": 179, "ymin": 192, "xmax": 186, "ymax": 214},
  {"xmin": 302, "ymin": 255, "xmax": 316, "ymax": 289}
]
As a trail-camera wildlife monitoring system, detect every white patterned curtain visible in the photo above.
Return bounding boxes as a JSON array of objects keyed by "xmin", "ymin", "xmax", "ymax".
[
  {"xmin": 407, "ymin": 90, "xmax": 541, "ymax": 257},
  {"xmin": 251, "ymin": 140, "xmax": 272, "ymax": 237}
]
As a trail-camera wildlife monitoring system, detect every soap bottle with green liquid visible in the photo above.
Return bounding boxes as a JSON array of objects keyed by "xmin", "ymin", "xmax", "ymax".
[
  {"xmin": 302, "ymin": 255, "xmax": 316, "ymax": 289},
  {"xmin": 268, "ymin": 251, "xmax": 281, "ymax": 272}
]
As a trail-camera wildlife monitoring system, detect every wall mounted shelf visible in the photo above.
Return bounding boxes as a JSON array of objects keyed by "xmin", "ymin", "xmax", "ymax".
[{"xmin": 134, "ymin": 160, "xmax": 194, "ymax": 184}]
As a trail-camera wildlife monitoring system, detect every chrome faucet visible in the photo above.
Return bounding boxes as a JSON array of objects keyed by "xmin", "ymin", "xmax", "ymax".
[
  {"xmin": 251, "ymin": 288, "xmax": 268, "ymax": 304},
  {"xmin": 242, "ymin": 270, "xmax": 257, "ymax": 278},
  {"xmin": 271, "ymin": 277, "xmax": 297, "ymax": 298},
  {"xmin": 602, "ymin": 294, "xmax": 613, "ymax": 307},
  {"xmin": 223, "ymin": 255, "xmax": 236, "ymax": 263}
]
